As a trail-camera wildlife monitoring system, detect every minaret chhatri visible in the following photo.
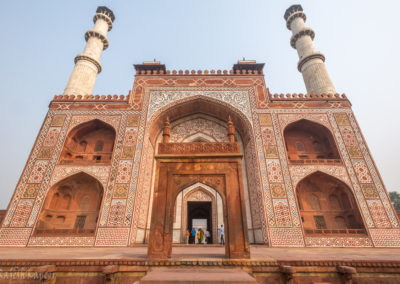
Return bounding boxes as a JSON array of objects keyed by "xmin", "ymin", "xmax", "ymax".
[
  {"xmin": 63, "ymin": 6, "xmax": 115, "ymax": 95},
  {"xmin": 284, "ymin": 5, "xmax": 336, "ymax": 94}
]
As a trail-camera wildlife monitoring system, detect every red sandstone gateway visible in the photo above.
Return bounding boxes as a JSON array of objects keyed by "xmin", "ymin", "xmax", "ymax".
[{"xmin": 0, "ymin": 4, "xmax": 399, "ymax": 283}]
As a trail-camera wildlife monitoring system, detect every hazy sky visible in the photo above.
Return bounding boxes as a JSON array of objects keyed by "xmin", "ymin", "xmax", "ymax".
[{"xmin": 0, "ymin": 0, "xmax": 399, "ymax": 209}]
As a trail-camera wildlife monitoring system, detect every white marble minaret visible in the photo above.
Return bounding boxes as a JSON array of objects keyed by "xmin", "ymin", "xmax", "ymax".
[
  {"xmin": 63, "ymin": 6, "xmax": 115, "ymax": 95},
  {"xmin": 284, "ymin": 5, "xmax": 336, "ymax": 94}
]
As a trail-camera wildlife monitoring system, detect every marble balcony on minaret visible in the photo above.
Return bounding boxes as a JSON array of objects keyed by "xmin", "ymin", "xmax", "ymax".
[
  {"xmin": 63, "ymin": 6, "xmax": 115, "ymax": 95},
  {"xmin": 284, "ymin": 4, "xmax": 336, "ymax": 94}
]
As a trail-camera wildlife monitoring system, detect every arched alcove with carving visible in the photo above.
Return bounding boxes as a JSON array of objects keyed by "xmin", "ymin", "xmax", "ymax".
[
  {"xmin": 59, "ymin": 119, "xmax": 116, "ymax": 165},
  {"xmin": 34, "ymin": 172, "xmax": 103, "ymax": 236},
  {"xmin": 296, "ymin": 171, "xmax": 366, "ymax": 236},
  {"xmin": 284, "ymin": 119, "xmax": 340, "ymax": 164}
]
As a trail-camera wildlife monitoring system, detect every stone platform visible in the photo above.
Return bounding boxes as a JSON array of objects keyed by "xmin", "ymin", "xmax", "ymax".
[
  {"xmin": 0, "ymin": 246, "xmax": 399, "ymax": 283},
  {"xmin": 140, "ymin": 268, "xmax": 256, "ymax": 283}
]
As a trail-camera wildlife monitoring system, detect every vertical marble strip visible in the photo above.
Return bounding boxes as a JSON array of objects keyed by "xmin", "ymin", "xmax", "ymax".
[
  {"xmin": 128, "ymin": 90, "xmax": 149, "ymax": 242},
  {"xmin": 328, "ymin": 112, "xmax": 374, "ymax": 228},
  {"xmin": 253, "ymin": 113, "xmax": 275, "ymax": 227},
  {"xmin": 99, "ymin": 114, "xmax": 126, "ymax": 226},
  {"xmin": 248, "ymin": 87, "xmax": 270, "ymax": 242},
  {"xmin": 125, "ymin": 94, "xmax": 148, "ymax": 228},
  {"xmin": 272, "ymin": 113, "xmax": 300, "ymax": 226}
]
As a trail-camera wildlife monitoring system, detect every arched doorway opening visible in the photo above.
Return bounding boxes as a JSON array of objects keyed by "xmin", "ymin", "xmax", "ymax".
[
  {"xmin": 296, "ymin": 171, "xmax": 366, "ymax": 236},
  {"xmin": 146, "ymin": 100, "xmax": 251, "ymax": 259},
  {"xmin": 59, "ymin": 119, "xmax": 116, "ymax": 165},
  {"xmin": 187, "ymin": 201, "xmax": 211, "ymax": 243},
  {"xmin": 284, "ymin": 119, "xmax": 340, "ymax": 164},
  {"xmin": 173, "ymin": 183, "xmax": 224, "ymax": 244},
  {"xmin": 34, "ymin": 172, "xmax": 103, "ymax": 236},
  {"xmin": 133, "ymin": 97, "xmax": 266, "ymax": 248}
]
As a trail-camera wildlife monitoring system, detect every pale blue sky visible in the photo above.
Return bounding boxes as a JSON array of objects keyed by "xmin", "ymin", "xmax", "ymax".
[{"xmin": 0, "ymin": 0, "xmax": 399, "ymax": 208}]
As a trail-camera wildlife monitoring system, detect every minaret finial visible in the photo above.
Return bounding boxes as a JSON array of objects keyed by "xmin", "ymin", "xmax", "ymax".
[
  {"xmin": 63, "ymin": 6, "xmax": 115, "ymax": 95},
  {"xmin": 284, "ymin": 5, "xmax": 335, "ymax": 94}
]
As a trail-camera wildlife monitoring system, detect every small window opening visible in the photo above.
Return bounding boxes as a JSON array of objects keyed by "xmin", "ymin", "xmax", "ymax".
[{"xmin": 93, "ymin": 155, "xmax": 101, "ymax": 161}]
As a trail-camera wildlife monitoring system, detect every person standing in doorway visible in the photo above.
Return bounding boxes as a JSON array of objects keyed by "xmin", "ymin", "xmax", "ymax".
[
  {"xmin": 197, "ymin": 229, "xmax": 201, "ymax": 244},
  {"xmin": 205, "ymin": 229, "xmax": 210, "ymax": 244},
  {"xmin": 185, "ymin": 229, "xmax": 190, "ymax": 244},
  {"xmin": 200, "ymin": 229, "xmax": 204, "ymax": 244},
  {"xmin": 219, "ymin": 224, "xmax": 225, "ymax": 244},
  {"xmin": 191, "ymin": 227, "xmax": 196, "ymax": 244}
]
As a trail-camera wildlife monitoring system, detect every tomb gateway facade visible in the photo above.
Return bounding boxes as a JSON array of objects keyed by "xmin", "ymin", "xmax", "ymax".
[{"xmin": 0, "ymin": 5, "xmax": 399, "ymax": 257}]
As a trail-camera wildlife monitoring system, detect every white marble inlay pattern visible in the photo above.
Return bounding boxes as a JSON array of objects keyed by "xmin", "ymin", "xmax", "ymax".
[
  {"xmin": 147, "ymin": 90, "xmax": 252, "ymax": 124},
  {"xmin": 49, "ymin": 165, "xmax": 111, "ymax": 188}
]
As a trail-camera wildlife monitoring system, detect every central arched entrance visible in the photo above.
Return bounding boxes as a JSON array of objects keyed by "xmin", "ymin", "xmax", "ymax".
[
  {"xmin": 147, "ymin": 154, "xmax": 250, "ymax": 259},
  {"xmin": 132, "ymin": 96, "xmax": 266, "ymax": 245},
  {"xmin": 138, "ymin": 94, "xmax": 265, "ymax": 258},
  {"xmin": 147, "ymin": 115, "xmax": 250, "ymax": 259}
]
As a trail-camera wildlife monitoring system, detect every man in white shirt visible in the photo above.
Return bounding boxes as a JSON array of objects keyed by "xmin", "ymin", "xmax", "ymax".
[
  {"xmin": 219, "ymin": 224, "xmax": 225, "ymax": 244},
  {"xmin": 205, "ymin": 229, "xmax": 210, "ymax": 244}
]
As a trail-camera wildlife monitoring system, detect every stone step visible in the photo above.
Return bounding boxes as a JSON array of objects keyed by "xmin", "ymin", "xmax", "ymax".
[{"xmin": 140, "ymin": 268, "xmax": 257, "ymax": 283}]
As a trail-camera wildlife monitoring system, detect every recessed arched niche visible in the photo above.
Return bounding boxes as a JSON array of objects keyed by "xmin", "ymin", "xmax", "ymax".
[
  {"xmin": 283, "ymin": 119, "xmax": 340, "ymax": 164},
  {"xmin": 59, "ymin": 119, "xmax": 116, "ymax": 165},
  {"xmin": 296, "ymin": 171, "xmax": 366, "ymax": 236},
  {"xmin": 34, "ymin": 172, "xmax": 103, "ymax": 236}
]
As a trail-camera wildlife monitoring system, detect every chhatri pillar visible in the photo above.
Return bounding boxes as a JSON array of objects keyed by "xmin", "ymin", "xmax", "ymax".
[
  {"xmin": 284, "ymin": 5, "xmax": 336, "ymax": 94},
  {"xmin": 162, "ymin": 117, "xmax": 171, "ymax": 143},
  {"xmin": 227, "ymin": 115, "xmax": 235, "ymax": 143},
  {"xmin": 63, "ymin": 6, "xmax": 115, "ymax": 95}
]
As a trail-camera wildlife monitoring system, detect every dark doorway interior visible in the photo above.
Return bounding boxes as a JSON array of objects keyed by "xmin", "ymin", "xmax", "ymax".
[{"xmin": 187, "ymin": 201, "xmax": 212, "ymax": 244}]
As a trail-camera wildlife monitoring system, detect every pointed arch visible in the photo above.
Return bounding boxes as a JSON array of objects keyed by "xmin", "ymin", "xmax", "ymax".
[
  {"xmin": 296, "ymin": 171, "xmax": 366, "ymax": 236},
  {"xmin": 283, "ymin": 119, "xmax": 340, "ymax": 163},
  {"xmin": 176, "ymin": 183, "xmax": 222, "ymax": 244},
  {"xmin": 34, "ymin": 172, "xmax": 104, "ymax": 236},
  {"xmin": 290, "ymin": 166, "xmax": 352, "ymax": 190},
  {"xmin": 49, "ymin": 167, "xmax": 110, "ymax": 189},
  {"xmin": 59, "ymin": 119, "xmax": 116, "ymax": 165},
  {"xmin": 168, "ymin": 114, "xmax": 230, "ymax": 143},
  {"xmin": 147, "ymin": 95, "xmax": 253, "ymax": 147},
  {"xmin": 132, "ymin": 94, "xmax": 267, "ymax": 247},
  {"xmin": 184, "ymin": 132, "xmax": 217, "ymax": 143},
  {"xmin": 184, "ymin": 183, "xmax": 217, "ymax": 200}
]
